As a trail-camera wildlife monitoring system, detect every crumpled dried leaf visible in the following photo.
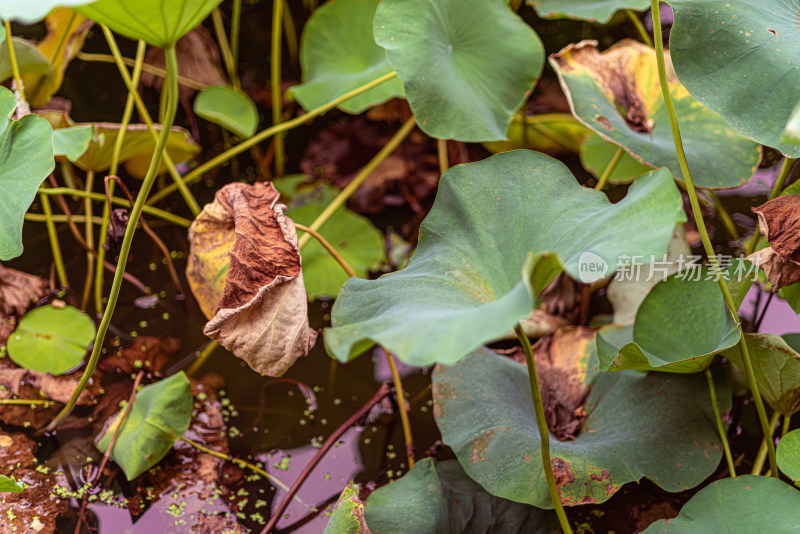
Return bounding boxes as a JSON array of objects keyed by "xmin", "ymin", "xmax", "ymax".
[
  {"xmin": 748, "ymin": 194, "xmax": 800, "ymax": 290},
  {"xmin": 0, "ymin": 263, "xmax": 47, "ymax": 345},
  {"xmin": 532, "ymin": 326, "xmax": 595, "ymax": 441},
  {"xmin": 187, "ymin": 182, "xmax": 317, "ymax": 376},
  {"xmin": 0, "ymin": 431, "xmax": 69, "ymax": 533}
]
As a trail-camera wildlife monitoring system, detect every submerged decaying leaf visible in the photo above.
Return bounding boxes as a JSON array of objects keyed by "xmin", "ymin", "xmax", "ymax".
[
  {"xmin": 748, "ymin": 195, "xmax": 800, "ymax": 290},
  {"xmin": 0, "ymin": 263, "xmax": 47, "ymax": 345},
  {"xmin": 187, "ymin": 182, "xmax": 317, "ymax": 376},
  {"xmin": 0, "ymin": 431, "xmax": 69, "ymax": 533},
  {"xmin": 98, "ymin": 335, "xmax": 180, "ymax": 375}
]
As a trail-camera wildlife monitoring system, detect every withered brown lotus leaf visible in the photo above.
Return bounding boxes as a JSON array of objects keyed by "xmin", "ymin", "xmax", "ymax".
[
  {"xmin": 187, "ymin": 182, "xmax": 317, "ymax": 376},
  {"xmin": 748, "ymin": 194, "xmax": 800, "ymax": 290}
]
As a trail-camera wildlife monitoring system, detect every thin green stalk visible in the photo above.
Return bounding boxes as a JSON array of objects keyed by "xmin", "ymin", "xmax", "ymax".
[
  {"xmin": 751, "ymin": 410, "xmax": 781, "ymax": 475},
  {"xmin": 294, "ymin": 223, "xmax": 416, "ymax": 467},
  {"xmin": 437, "ymin": 139, "xmax": 449, "ymax": 176},
  {"xmin": 271, "ymin": 0, "xmax": 285, "ymax": 176},
  {"xmin": 594, "ymin": 146, "xmax": 624, "ymax": 191},
  {"xmin": 25, "ymin": 213, "xmax": 104, "ymax": 225},
  {"xmin": 46, "ymin": 44, "xmax": 181, "ymax": 431},
  {"xmin": 298, "ymin": 116, "xmax": 416, "ymax": 249},
  {"xmin": 745, "ymin": 157, "xmax": 796, "ymax": 255},
  {"xmin": 706, "ymin": 189, "xmax": 739, "ymax": 241},
  {"xmin": 231, "ymin": 0, "xmax": 242, "ymax": 72},
  {"xmin": 651, "ymin": 0, "xmax": 777, "ymax": 477},
  {"xmin": 179, "ymin": 436, "xmax": 295, "ymax": 496},
  {"xmin": 783, "ymin": 414, "xmax": 792, "ymax": 438},
  {"xmin": 626, "ymin": 9, "xmax": 653, "ymax": 47},
  {"xmin": 147, "ymin": 71, "xmax": 399, "ymax": 204},
  {"xmin": 282, "ymin": 0, "xmax": 298, "ymax": 65},
  {"xmin": 95, "ymin": 39, "xmax": 147, "ymax": 315},
  {"xmin": 0, "ymin": 399, "xmax": 56, "ymax": 406},
  {"xmin": 705, "ymin": 368, "xmax": 736, "ymax": 477},
  {"xmin": 78, "ymin": 52, "xmax": 207, "ymax": 91},
  {"xmin": 515, "ymin": 326, "xmax": 572, "ymax": 534},
  {"xmin": 212, "ymin": 8, "xmax": 239, "ymax": 89},
  {"xmin": 39, "ymin": 189, "xmax": 69, "ymax": 288},
  {"xmin": 81, "ymin": 170, "xmax": 95, "ymax": 312},
  {"xmin": 101, "ymin": 26, "xmax": 201, "ymax": 216},
  {"xmin": 39, "ymin": 188, "xmax": 191, "ymax": 227},
  {"xmin": 186, "ymin": 341, "xmax": 219, "ymax": 376},
  {"xmin": 3, "ymin": 19, "xmax": 26, "ymax": 102}
]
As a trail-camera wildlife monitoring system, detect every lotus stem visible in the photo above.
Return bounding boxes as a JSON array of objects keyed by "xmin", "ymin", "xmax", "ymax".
[
  {"xmin": 282, "ymin": 0, "xmax": 298, "ymax": 64},
  {"xmin": 272, "ymin": 0, "xmax": 286, "ymax": 176},
  {"xmin": 95, "ymin": 39, "xmax": 147, "ymax": 315},
  {"xmin": 24, "ymin": 213, "xmax": 105, "ymax": 225},
  {"xmin": 146, "ymin": 71, "xmax": 399, "ymax": 205},
  {"xmin": 101, "ymin": 26, "xmax": 201, "ymax": 216},
  {"xmin": 186, "ymin": 341, "xmax": 219, "ymax": 376},
  {"xmin": 705, "ymin": 368, "xmax": 736, "ymax": 477},
  {"xmin": 707, "ymin": 189, "xmax": 739, "ymax": 241},
  {"xmin": 78, "ymin": 52, "xmax": 208, "ymax": 91},
  {"xmin": 437, "ymin": 139, "xmax": 449, "ymax": 175},
  {"xmin": 3, "ymin": 19, "xmax": 25, "ymax": 103},
  {"xmin": 651, "ymin": 0, "xmax": 777, "ymax": 477},
  {"xmin": 294, "ymin": 223, "xmax": 416, "ymax": 467},
  {"xmin": 745, "ymin": 156, "xmax": 796, "ymax": 255},
  {"xmin": 297, "ymin": 116, "xmax": 416, "ymax": 248},
  {"xmin": 0, "ymin": 399, "xmax": 56, "ymax": 406},
  {"xmin": 515, "ymin": 325, "xmax": 572, "ymax": 534},
  {"xmin": 751, "ymin": 411, "xmax": 781, "ymax": 475},
  {"xmin": 39, "ymin": 188, "xmax": 69, "ymax": 288},
  {"xmin": 46, "ymin": 43, "xmax": 181, "ymax": 431},
  {"xmin": 626, "ymin": 9, "xmax": 653, "ymax": 47},
  {"xmin": 212, "ymin": 8, "xmax": 239, "ymax": 89},
  {"xmin": 81, "ymin": 170, "xmax": 96, "ymax": 312},
  {"xmin": 232, "ymin": 0, "xmax": 242, "ymax": 72},
  {"xmin": 594, "ymin": 146, "xmax": 624, "ymax": 191}
]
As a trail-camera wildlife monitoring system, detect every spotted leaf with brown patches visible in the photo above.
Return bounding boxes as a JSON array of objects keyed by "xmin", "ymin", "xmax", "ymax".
[
  {"xmin": 323, "ymin": 482, "xmax": 371, "ymax": 534},
  {"xmin": 187, "ymin": 182, "xmax": 317, "ymax": 377},
  {"xmin": 433, "ymin": 347, "xmax": 729, "ymax": 508},
  {"xmin": 748, "ymin": 195, "xmax": 800, "ymax": 290},
  {"xmin": 551, "ymin": 39, "xmax": 760, "ymax": 189}
]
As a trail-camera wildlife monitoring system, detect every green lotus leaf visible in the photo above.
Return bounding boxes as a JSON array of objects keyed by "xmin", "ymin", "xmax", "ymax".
[
  {"xmin": 642, "ymin": 475, "xmax": 800, "ymax": 533},
  {"xmin": 194, "ymin": 85, "xmax": 258, "ymax": 138},
  {"xmin": 323, "ymin": 482, "xmax": 369, "ymax": 534},
  {"xmin": 53, "ymin": 125, "xmax": 92, "ymax": 161},
  {"xmin": 778, "ymin": 429, "xmax": 800, "ymax": 484},
  {"xmin": 668, "ymin": 0, "xmax": 800, "ymax": 157},
  {"xmin": 326, "ymin": 151, "xmax": 685, "ymax": 367},
  {"xmin": 290, "ymin": 203, "xmax": 384, "ymax": 300},
  {"xmin": 8, "ymin": 305, "xmax": 96, "ymax": 375},
  {"xmin": 433, "ymin": 348, "xmax": 730, "ymax": 508},
  {"xmin": 0, "ymin": 87, "xmax": 55, "ymax": 260},
  {"xmin": 291, "ymin": 0, "xmax": 404, "ymax": 114},
  {"xmin": 76, "ymin": 0, "xmax": 223, "ymax": 48},
  {"xmin": 551, "ymin": 39, "xmax": 761, "ymax": 189},
  {"xmin": 374, "ymin": 0, "xmax": 544, "ymax": 141},
  {"xmin": 0, "ymin": 0, "xmax": 95, "ymax": 23},
  {"xmin": 365, "ymin": 458, "xmax": 558, "ymax": 533},
  {"xmin": 580, "ymin": 131, "xmax": 654, "ymax": 186},
  {"xmin": 598, "ymin": 272, "xmax": 740, "ymax": 373},
  {"xmin": 0, "ymin": 38, "xmax": 51, "ymax": 83},
  {"xmin": 483, "ymin": 113, "xmax": 589, "ymax": 155},
  {"xmin": 0, "ymin": 475, "xmax": 24, "ymax": 493},
  {"xmin": 780, "ymin": 283, "xmax": 800, "ymax": 314},
  {"xmin": 96, "ymin": 372, "xmax": 192, "ymax": 480},
  {"xmin": 722, "ymin": 333, "xmax": 800, "ymax": 417},
  {"xmin": 528, "ymin": 0, "xmax": 650, "ymax": 23},
  {"xmin": 783, "ymin": 100, "xmax": 800, "ymax": 145}
]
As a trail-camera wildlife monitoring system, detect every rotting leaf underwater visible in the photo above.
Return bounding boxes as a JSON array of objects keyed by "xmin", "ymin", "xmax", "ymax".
[
  {"xmin": 187, "ymin": 182, "xmax": 317, "ymax": 376},
  {"xmin": 748, "ymin": 194, "xmax": 800, "ymax": 290},
  {"xmin": 0, "ymin": 263, "xmax": 47, "ymax": 345}
]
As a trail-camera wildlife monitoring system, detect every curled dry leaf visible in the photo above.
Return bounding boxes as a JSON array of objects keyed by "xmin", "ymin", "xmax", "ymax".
[
  {"xmin": 0, "ymin": 263, "xmax": 47, "ymax": 345},
  {"xmin": 748, "ymin": 195, "xmax": 800, "ymax": 290},
  {"xmin": 187, "ymin": 182, "xmax": 317, "ymax": 376}
]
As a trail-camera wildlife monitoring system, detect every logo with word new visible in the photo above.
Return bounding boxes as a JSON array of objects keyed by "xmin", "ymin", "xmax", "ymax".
[{"xmin": 577, "ymin": 251, "xmax": 609, "ymax": 283}]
